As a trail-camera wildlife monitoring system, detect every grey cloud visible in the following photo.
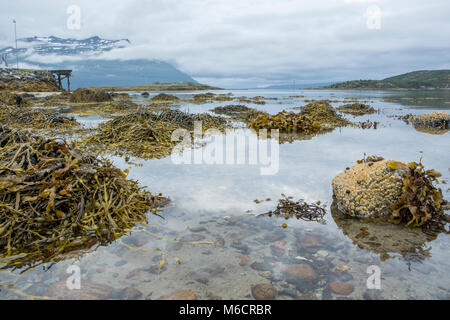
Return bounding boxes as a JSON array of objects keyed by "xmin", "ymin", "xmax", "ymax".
[{"xmin": 1, "ymin": 0, "xmax": 449, "ymax": 88}]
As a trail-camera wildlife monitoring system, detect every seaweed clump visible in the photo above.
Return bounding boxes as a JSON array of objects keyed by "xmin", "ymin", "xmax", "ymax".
[
  {"xmin": 0, "ymin": 105, "xmax": 78, "ymax": 130},
  {"xmin": 69, "ymin": 88, "xmax": 112, "ymax": 103},
  {"xmin": 356, "ymin": 154, "xmax": 384, "ymax": 164},
  {"xmin": 83, "ymin": 110, "xmax": 228, "ymax": 159},
  {"xmin": 0, "ymin": 127, "xmax": 165, "ymax": 270},
  {"xmin": 248, "ymin": 110, "xmax": 322, "ymax": 135},
  {"xmin": 0, "ymin": 92, "xmax": 29, "ymax": 107},
  {"xmin": 388, "ymin": 159, "xmax": 446, "ymax": 228},
  {"xmin": 299, "ymin": 100, "xmax": 351, "ymax": 127},
  {"xmin": 151, "ymin": 93, "xmax": 180, "ymax": 101},
  {"xmin": 211, "ymin": 104, "xmax": 267, "ymax": 122},
  {"xmin": 257, "ymin": 194, "xmax": 326, "ymax": 223},
  {"xmin": 337, "ymin": 103, "xmax": 376, "ymax": 116}
]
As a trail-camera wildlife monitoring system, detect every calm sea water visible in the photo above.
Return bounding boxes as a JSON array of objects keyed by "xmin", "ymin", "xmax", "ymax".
[{"xmin": 0, "ymin": 89, "xmax": 449, "ymax": 300}]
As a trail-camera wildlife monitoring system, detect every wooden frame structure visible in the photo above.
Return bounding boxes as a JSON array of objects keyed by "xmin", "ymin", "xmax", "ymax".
[{"xmin": 51, "ymin": 70, "xmax": 72, "ymax": 92}]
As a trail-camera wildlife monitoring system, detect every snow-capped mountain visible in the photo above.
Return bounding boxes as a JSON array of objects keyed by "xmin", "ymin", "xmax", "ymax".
[
  {"xmin": 0, "ymin": 36, "xmax": 196, "ymax": 88},
  {"xmin": 0, "ymin": 35, "xmax": 130, "ymax": 56}
]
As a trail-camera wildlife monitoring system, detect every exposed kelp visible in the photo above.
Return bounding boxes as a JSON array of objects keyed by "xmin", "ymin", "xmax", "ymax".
[
  {"xmin": 82, "ymin": 110, "xmax": 229, "ymax": 160},
  {"xmin": 211, "ymin": 104, "xmax": 267, "ymax": 122},
  {"xmin": 248, "ymin": 110, "xmax": 322, "ymax": 134},
  {"xmin": 192, "ymin": 92, "xmax": 216, "ymax": 102},
  {"xmin": 337, "ymin": 103, "xmax": 376, "ymax": 116},
  {"xmin": 298, "ymin": 101, "xmax": 351, "ymax": 127},
  {"xmin": 83, "ymin": 113, "xmax": 180, "ymax": 159},
  {"xmin": 0, "ymin": 92, "xmax": 29, "ymax": 107},
  {"xmin": 95, "ymin": 100, "xmax": 140, "ymax": 115},
  {"xmin": 388, "ymin": 159, "xmax": 446, "ymax": 228},
  {"xmin": 0, "ymin": 127, "xmax": 166, "ymax": 271},
  {"xmin": 151, "ymin": 93, "xmax": 180, "ymax": 102},
  {"xmin": 247, "ymin": 101, "xmax": 352, "ymax": 142},
  {"xmin": 0, "ymin": 105, "xmax": 79, "ymax": 130},
  {"xmin": 257, "ymin": 194, "xmax": 326, "ymax": 224},
  {"xmin": 70, "ymin": 88, "xmax": 112, "ymax": 103}
]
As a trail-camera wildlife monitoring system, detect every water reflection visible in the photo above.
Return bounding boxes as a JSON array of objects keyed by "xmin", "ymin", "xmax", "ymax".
[
  {"xmin": 330, "ymin": 200, "xmax": 443, "ymax": 263},
  {"xmin": 0, "ymin": 89, "xmax": 449, "ymax": 299}
]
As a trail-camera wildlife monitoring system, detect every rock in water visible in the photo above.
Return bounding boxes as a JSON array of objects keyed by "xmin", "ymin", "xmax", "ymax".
[
  {"xmin": 332, "ymin": 160, "xmax": 408, "ymax": 218},
  {"xmin": 251, "ymin": 284, "xmax": 277, "ymax": 300},
  {"xmin": 45, "ymin": 281, "xmax": 114, "ymax": 299},
  {"xmin": 282, "ymin": 264, "xmax": 317, "ymax": 280},
  {"xmin": 158, "ymin": 289, "xmax": 197, "ymax": 300},
  {"xmin": 328, "ymin": 282, "xmax": 354, "ymax": 296}
]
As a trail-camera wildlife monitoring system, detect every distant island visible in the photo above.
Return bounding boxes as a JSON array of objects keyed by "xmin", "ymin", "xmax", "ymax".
[{"xmin": 317, "ymin": 70, "xmax": 450, "ymax": 90}]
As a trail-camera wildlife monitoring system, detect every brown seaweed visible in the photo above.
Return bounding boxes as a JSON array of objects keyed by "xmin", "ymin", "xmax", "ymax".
[
  {"xmin": 0, "ymin": 127, "xmax": 166, "ymax": 271},
  {"xmin": 257, "ymin": 194, "xmax": 326, "ymax": 223}
]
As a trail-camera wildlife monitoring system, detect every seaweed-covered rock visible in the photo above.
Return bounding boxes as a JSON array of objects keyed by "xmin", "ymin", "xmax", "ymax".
[
  {"xmin": 0, "ymin": 92, "xmax": 28, "ymax": 107},
  {"xmin": 193, "ymin": 92, "xmax": 215, "ymax": 100},
  {"xmin": 69, "ymin": 88, "xmax": 112, "ymax": 102},
  {"xmin": 332, "ymin": 159, "xmax": 408, "ymax": 218},
  {"xmin": 0, "ymin": 106, "xmax": 78, "ymax": 129},
  {"xmin": 151, "ymin": 93, "xmax": 179, "ymax": 101},
  {"xmin": 248, "ymin": 110, "xmax": 322, "ymax": 134},
  {"xmin": 299, "ymin": 100, "xmax": 350, "ymax": 127},
  {"xmin": 211, "ymin": 104, "xmax": 266, "ymax": 122},
  {"xmin": 0, "ymin": 69, "xmax": 61, "ymax": 92},
  {"xmin": 337, "ymin": 103, "xmax": 376, "ymax": 116}
]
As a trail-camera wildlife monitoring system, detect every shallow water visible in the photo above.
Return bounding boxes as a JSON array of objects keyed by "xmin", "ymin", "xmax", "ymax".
[{"xmin": 1, "ymin": 89, "xmax": 449, "ymax": 300}]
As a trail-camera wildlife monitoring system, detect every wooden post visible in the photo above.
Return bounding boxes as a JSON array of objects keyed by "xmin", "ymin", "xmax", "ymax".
[
  {"xmin": 67, "ymin": 75, "xmax": 70, "ymax": 93},
  {"xmin": 57, "ymin": 74, "xmax": 62, "ymax": 89}
]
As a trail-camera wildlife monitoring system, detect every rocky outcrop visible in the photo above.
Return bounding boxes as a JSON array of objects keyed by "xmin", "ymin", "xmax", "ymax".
[
  {"xmin": 0, "ymin": 68, "xmax": 60, "ymax": 92},
  {"xmin": 332, "ymin": 160, "xmax": 408, "ymax": 218}
]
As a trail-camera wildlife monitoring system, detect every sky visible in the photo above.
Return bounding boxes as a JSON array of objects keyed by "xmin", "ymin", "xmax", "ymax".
[{"xmin": 1, "ymin": 0, "xmax": 449, "ymax": 88}]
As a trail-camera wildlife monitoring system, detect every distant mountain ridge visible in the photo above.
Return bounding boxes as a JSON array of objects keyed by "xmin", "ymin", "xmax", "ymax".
[
  {"xmin": 322, "ymin": 70, "xmax": 450, "ymax": 90},
  {"xmin": 258, "ymin": 82, "xmax": 334, "ymax": 90},
  {"xmin": 0, "ymin": 35, "xmax": 196, "ymax": 88}
]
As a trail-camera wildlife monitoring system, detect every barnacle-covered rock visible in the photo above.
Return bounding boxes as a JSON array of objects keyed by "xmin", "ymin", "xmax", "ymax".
[
  {"xmin": 332, "ymin": 158, "xmax": 446, "ymax": 228},
  {"xmin": 332, "ymin": 159, "xmax": 408, "ymax": 218},
  {"xmin": 411, "ymin": 112, "xmax": 449, "ymax": 135}
]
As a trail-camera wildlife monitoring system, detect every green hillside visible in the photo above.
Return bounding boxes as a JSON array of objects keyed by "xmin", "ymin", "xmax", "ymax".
[{"xmin": 324, "ymin": 70, "xmax": 450, "ymax": 90}]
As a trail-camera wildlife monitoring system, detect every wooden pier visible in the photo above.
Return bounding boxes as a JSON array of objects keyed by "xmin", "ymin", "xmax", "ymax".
[{"xmin": 51, "ymin": 70, "xmax": 72, "ymax": 92}]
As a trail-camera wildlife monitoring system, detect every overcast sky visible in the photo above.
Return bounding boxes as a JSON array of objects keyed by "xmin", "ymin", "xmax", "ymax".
[{"xmin": 1, "ymin": 0, "xmax": 449, "ymax": 87}]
